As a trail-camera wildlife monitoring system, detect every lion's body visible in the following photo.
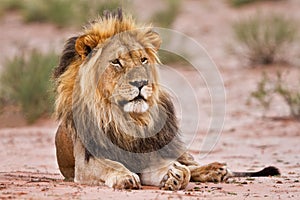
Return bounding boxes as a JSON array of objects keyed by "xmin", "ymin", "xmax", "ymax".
[
  {"xmin": 55, "ymin": 124, "xmax": 74, "ymax": 179},
  {"xmin": 53, "ymin": 10, "xmax": 279, "ymax": 190}
]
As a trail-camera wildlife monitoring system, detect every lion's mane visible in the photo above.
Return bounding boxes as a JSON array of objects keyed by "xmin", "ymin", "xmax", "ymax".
[{"xmin": 53, "ymin": 10, "xmax": 184, "ymax": 174}]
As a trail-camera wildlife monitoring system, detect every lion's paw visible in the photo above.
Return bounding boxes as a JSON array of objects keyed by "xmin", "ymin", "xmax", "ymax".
[
  {"xmin": 106, "ymin": 172, "xmax": 142, "ymax": 190},
  {"xmin": 190, "ymin": 162, "xmax": 232, "ymax": 183},
  {"xmin": 159, "ymin": 162, "xmax": 191, "ymax": 191}
]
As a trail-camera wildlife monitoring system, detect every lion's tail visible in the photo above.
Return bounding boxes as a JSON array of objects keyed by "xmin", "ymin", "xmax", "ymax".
[{"xmin": 231, "ymin": 166, "xmax": 280, "ymax": 177}]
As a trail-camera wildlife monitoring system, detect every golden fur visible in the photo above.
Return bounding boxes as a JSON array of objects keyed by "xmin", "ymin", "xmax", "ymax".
[{"xmin": 53, "ymin": 10, "xmax": 280, "ymax": 190}]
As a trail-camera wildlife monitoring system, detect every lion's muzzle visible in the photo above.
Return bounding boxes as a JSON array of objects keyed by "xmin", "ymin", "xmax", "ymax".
[{"xmin": 119, "ymin": 81, "xmax": 153, "ymax": 113}]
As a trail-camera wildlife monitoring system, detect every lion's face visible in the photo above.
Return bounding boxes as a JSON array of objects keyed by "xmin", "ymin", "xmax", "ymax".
[
  {"xmin": 112, "ymin": 58, "xmax": 154, "ymax": 113},
  {"xmin": 76, "ymin": 30, "xmax": 161, "ymax": 114}
]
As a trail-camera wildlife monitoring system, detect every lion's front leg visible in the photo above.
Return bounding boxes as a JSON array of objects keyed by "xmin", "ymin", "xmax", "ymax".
[
  {"xmin": 73, "ymin": 140, "xmax": 141, "ymax": 189},
  {"xmin": 140, "ymin": 161, "xmax": 191, "ymax": 190}
]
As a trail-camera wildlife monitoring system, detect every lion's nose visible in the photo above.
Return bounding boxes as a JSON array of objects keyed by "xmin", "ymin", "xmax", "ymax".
[{"xmin": 129, "ymin": 80, "xmax": 148, "ymax": 89}]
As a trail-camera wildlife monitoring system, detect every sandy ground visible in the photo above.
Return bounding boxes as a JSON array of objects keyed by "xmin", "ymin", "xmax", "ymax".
[{"xmin": 1, "ymin": 0, "xmax": 300, "ymax": 199}]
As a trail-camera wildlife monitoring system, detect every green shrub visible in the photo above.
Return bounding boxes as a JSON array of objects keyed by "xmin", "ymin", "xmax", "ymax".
[
  {"xmin": 23, "ymin": 0, "xmax": 75, "ymax": 26},
  {"xmin": 251, "ymin": 72, "xmax": 273, "ymax": 110},
  {"xmin": 230, "ymin": 0, "xmax": 257, "ymax": 7},
  {"xmin": 151, "ymin": 0, "xmax": 181, "ymax": 28},
  {"xmin": 158, "ymin": 50, "xmax": 190, "ymax": 65},
  {"xmin": 233, "ymin": 14, "xmax": 297, "ymax": 65},
  {"xmin": 251, "ymin": 72, "xmax": 300, "ymax": 119},
  {"xmin": 0, "ymin": 0, "xmax": 23, "ymax": 11},
  {"xmin": 0, "ymin": 50, "xmax": 57, "ymax": 123},
  {"xmin": 229, "ymin": 0, "xmax": 280, "ymax": 7},
  {"xmin": 0, "ymin": 0, "xmax": 23, "ymax": 16},
  {"xmin": 0, "ymin": 0, "xmax": 123, "ymax": 27},
  {"xmin": 275, "ymin": 73, "xmax": 300, "ymax": 117}
]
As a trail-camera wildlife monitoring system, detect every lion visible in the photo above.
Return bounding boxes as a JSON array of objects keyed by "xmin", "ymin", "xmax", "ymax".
[{"xmin": 53, "ymin": 9, "xmax": 279, "ymax": 190}]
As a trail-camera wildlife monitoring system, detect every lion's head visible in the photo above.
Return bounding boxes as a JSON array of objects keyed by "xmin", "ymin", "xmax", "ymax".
[
  {"xmin": 54, "ymin": 10, "xmax": 162, "ymax": 123},
  {"xmin": 80, "ymin": 29, "xmax": 161, "ymax": 114}
]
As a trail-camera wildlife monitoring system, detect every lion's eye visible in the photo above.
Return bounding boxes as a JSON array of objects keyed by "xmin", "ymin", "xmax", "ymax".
[
  {"xmin": 110, "ymin": 59, "xmax": 122, "ymax": 68},
  {"xmin": 141, "ymin": 57, "xmax": 148, "ymax": 64}
]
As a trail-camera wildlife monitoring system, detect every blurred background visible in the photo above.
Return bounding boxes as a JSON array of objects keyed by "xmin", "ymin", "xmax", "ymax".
[
  {"xmin": 0, "ymin": 0, "xmax": 300, "ymax": 127},
  {"xmin": 0, "ymin": 0, "xmax": 299, "ymax": 125}
]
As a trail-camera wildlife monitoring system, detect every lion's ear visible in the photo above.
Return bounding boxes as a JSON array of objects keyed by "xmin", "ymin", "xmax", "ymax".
[
  {"xmin": 141, "ymin": 30, "xmax": 162, "ymax": 51},
  {"xmin": 75, "ymin": 34, "xmax": 99, "ymax": 59}
]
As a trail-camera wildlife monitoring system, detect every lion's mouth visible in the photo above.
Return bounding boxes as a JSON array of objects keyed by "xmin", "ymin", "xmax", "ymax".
[
  {"xmin": 122, "ymin": 95, "xmax": 149, "ymax": 113},
  {"xmin": 130, "ymin": 95, "xmax": 146, "ymax": 102}
]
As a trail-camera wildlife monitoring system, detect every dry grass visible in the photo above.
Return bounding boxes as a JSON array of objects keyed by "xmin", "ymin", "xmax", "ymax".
[
  {"xmin": 229, "ymin": 0, "xmax": 281, "ymax": 7},
  {"xmin": 0, "ymin": 50, "xmax": 57, "ymax": 123},
  {"xmin": 151, "ymin": 0, "xmax": 181, "ymax": 28},
  {"xmin": 251, "ymin": 72, "xmax": 300, "ymax": 119},
  {"xmin": 0, "ymin": 0, "xmax": 124, "ymax": 27},
  {"xmin": 233, "ymin": 14, "xmax": 297, "ymax": 65}
]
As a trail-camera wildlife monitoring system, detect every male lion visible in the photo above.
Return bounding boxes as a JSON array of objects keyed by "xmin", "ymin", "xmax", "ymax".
[{"xmin": 53, "ymin": 10, "xmax": 279, "ymax": 190}]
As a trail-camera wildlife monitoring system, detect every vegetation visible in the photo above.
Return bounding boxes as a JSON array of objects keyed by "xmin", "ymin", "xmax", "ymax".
[
  {"xmin": 0, "ymin": 0, "xmax": 21, "ymax": 16},
  {"xmin": 151, "ymin": 0, "xmax": 181, "ymax": 28},
  {"xmin": 0, "ymin": 50, "xmax": 58, "ymax": 123},
  {"xmin": 233, "ymin": 14, "xmax": 297, "ymax": 65},
  {"xmin": 229, "ymin": 0, "xmax": 281, "ymax": 7},
  {"xmin": 0, "ymin": 0, "xmax": 23, "ymax": 11},
  {"xmin": 0, "ymin": 0, "xmax": 123, "ymax": 27},
  {"xmin": 251, "ymin": 73, "xmax": 273, "ymax": 110},
  {"xmin": 251, "ymin": 72, "xmax": 300, "ymax": 119},
  {"xmin": 275, "ymin": 73, "xmax": 300, "ymax": 118},
  {"xmin": 158, "ymin": 50, "xmax": 190, "ymax": 65}
]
